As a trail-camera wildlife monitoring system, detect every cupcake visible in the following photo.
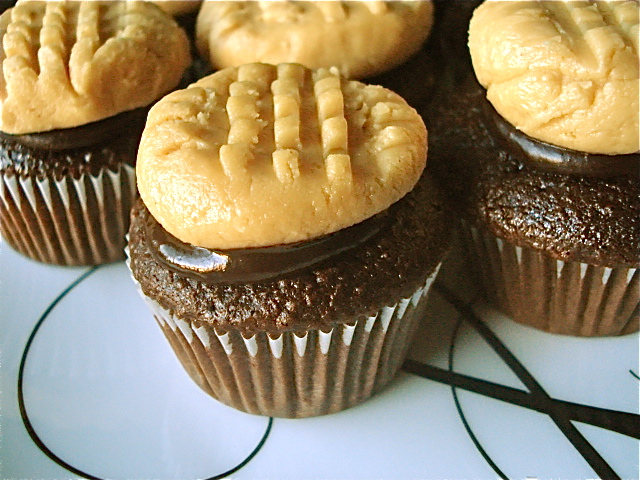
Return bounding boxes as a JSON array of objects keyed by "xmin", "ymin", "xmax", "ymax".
[
  {"xmin": 127, "ymin": 62, "xmax": 449, "ymax": 417},
  {"xmin": 0, "ymin": 0, "xmax": 191, "ymax": 265},
  {"xmin": 194, "ymin": 1, "xmax": 439, "ymax": 109},
  {"xmin": 428, "ymin": 0, "xmax": 639, "ymax": 336}
]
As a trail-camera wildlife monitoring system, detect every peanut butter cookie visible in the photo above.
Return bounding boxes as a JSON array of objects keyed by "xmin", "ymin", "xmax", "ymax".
[{"xmin": 195, "ymin": 1, "xmax": 434, "ymax": 79}]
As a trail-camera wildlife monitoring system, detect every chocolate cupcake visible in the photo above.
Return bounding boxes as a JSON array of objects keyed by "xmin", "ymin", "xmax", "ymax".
[
  {"xmin": 194, "ymin": 1, "xmax": 439, "ymax": 110},
  {"xmin": 0, "ymin": 1, "xmax": 190, "ymax": 265},
  {"xmin": 127, "ymin": 62, "xmax": 449, "ymax": 417},
  {"xmin": 427, "ymin": 1, "xmax": 639, "ymax": 336}
]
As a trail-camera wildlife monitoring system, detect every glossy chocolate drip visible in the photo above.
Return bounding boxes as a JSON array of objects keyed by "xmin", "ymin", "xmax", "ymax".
[
  {"xmin": 145, "ymin": 210, "xmax": 391, "ymax": 284},
  {"xmin": 484, "ymin": 102, "xmax": 640, "ymax": 178},
  {"xmin": 0, "ymin": 107, "xmax": 149, "ymax": 151}
]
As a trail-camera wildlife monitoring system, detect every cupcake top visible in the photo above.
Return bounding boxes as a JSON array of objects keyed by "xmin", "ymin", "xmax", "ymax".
[
  {"xmin": 468, "ymin": 0, "xmax": 639, "ymax": 155},
  {"xmin": 136, "ymin": 62, "xmax": 427, "ymax": 250},
  {"xmin": 0, "ymin": 0, "xmax": 191, "ymax": 134},
  {"xmin": 423, "ymin": 0, "xmax": 640, "ymax": 268},
  {"xmin": 195, "ymin": 1, "xmax": 434, "ymax": 79}
]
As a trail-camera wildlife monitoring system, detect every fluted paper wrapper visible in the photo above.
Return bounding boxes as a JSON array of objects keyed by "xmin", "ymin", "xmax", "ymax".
[
  {"xmin": 459, "ymin": 222, "xmax": 639, "ymax": 336},
  {"xmin": 130, "ymin": 264, "xmax": 440, "ymax": 418},
  {"xmin": 1, "ymin": 164, "xmax": 136, "ymax": 265}
]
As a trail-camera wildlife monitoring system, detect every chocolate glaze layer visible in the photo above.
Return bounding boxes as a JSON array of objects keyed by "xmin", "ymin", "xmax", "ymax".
[
  {"xmin": 0, "ymin": 107, "xmax": 148, "ymax": 151},
  {"xmin": 484, "ymin": 102, "xmax": 640, "ymax": 178},
  {"xmin": 0, "ymin": 109, "xmax": 146, "ymax": 180},
  {"xmin": 127, "ymin": 173, "xmax": 450, "ymax": 336},
  {"xmin": 146, "ymin": 207, "xmax": 391, "ymax": 283},
  {"xmin": 423, "ymin": 61, "xmax": 640, "ymax": 267}
]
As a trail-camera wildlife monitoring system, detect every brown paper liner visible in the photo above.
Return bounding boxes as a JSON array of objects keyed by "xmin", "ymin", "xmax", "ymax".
[
  {"xmin": 459, "ymin": 221, "xmax": 639, "ymax": 336},
  {"xmin": 1, "ymin": 164, "xmax": 136, "ymax": 265},
  {"xmin": 128, "ymin": 261, "xmax": 440, "ymax": 418}
]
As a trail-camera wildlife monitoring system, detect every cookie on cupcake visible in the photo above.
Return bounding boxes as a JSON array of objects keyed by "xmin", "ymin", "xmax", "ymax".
[
  {"xmin": 429, "ymin": 0, "xmax": 639, "ymax": 336},
  {"xmin": 194, "ymin": 1, "xmax": 439, "ymax": 108},
  {"xmin": 0, "ymin": 1, "xmax": 191, "ymax": 265},
  {"xmin": 127, "ymin": 62, "xmax": 450, "ymax": 417}
]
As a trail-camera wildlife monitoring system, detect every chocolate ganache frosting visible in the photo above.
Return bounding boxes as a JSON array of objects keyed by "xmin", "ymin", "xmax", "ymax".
[
  {"xmin": 0, "ymin": 107, "xmax": 148, "ymax": 151},
  {"xmin": 483, "ymin": 102, "xmax": 640, "ymax": 179},
  {"xmin": 0, "ymin": 107, "xmax": 147, "ymax": 179},
  {"xmin": 145, "ymin": 205, "xmax": 392, "ymax": 284}
]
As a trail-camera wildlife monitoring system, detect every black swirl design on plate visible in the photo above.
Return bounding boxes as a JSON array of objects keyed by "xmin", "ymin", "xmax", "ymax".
[
  {"xmin": 17, "ymin": 266, "xmax": 273, "ymax": 480},
  {"xmin": 403, "ymin": 281, "xmax": 640, "ymax": 480},
  {"xmin": 448, "ymin": 314, "xmax": 509, "ymax": 480},
  {"xmin": 16, "ymin": 264, "xmax": 638, "ymax": 478}
]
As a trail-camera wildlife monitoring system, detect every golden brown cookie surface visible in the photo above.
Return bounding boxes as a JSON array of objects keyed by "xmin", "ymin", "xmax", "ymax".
[
  {"xmin": 196, "ymin": 1, "xmax": 433, "ymax": 79},
  {"xmin": 137, "ymin": 63, "xmax": 427, "ymax": 249},
  {"xmin": 469, "ymin": 0, "xmax": 639, "ymax": 155},
  {"xmin": 0, "ymin": 1, "xmax": 191, "ymax": 134}
]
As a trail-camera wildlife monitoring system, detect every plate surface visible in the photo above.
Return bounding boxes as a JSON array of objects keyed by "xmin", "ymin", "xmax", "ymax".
[{"xmin": 1, "ymin": 238, "xmax": 638, "ymax": 480}]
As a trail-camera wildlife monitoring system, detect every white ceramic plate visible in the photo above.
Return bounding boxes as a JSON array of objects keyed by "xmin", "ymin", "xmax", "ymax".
[{"xmin": 1, "ymin": 239, "xmax": 638, "ymax": 480}]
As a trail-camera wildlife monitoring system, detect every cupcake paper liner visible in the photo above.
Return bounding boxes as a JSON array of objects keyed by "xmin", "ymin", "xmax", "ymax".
[
  {"xmin": 1, "ymin": 164, "xmax": 136, "ymax": 265},
  {"xmin": 459, "ymin": 221, "xmax": 639, "ymax": 336},
  {"xmin": 128, "ymin": 257, "xmax": 440, "ymax": 418}
]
